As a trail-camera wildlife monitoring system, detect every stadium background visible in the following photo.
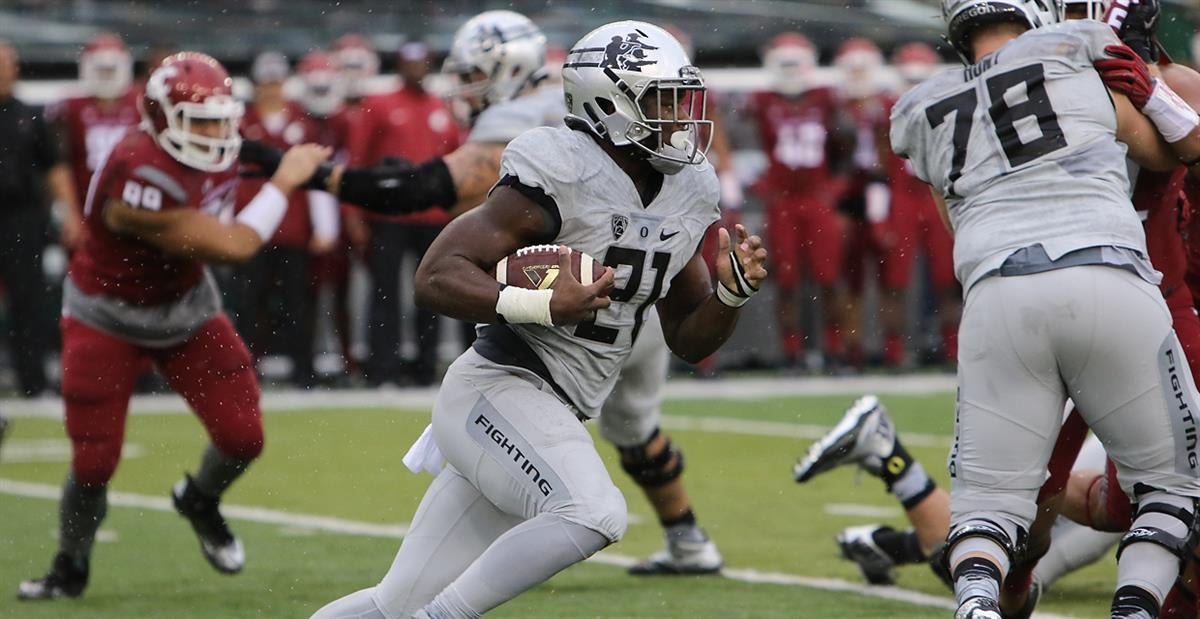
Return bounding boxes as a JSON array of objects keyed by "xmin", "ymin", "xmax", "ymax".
[{"xmin": 0, "ymin": 2, "xmax": 1199, "ymax": 618}]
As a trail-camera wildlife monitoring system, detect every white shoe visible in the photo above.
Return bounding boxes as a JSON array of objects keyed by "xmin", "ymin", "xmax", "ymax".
[
  {"xmin": 628, "ymin": 528, "xmax": 723, "ymax": 575},
  {"xmin": 836, "ymin": 524, "xmax": 896, "ymax": 585},
  {"xmin": 794, "ymin": 395, "xmax": 896, "ymax": 482},
  {"xmin": 955, "ymin": 596, "xmax": 1002, "ymax": 619}
]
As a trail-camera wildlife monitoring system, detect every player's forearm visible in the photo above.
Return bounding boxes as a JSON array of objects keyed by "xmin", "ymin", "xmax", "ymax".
[
  {"xmin": 47, "ymin": 164, "xmax": 80, "ymax": 218},
  {"xmin": 413, "ymin": 253, "xmax": 503, "ymax": 324},
  {"xmin": 662, "ymin": 296, "xmax": 740, "ymax": 363}
]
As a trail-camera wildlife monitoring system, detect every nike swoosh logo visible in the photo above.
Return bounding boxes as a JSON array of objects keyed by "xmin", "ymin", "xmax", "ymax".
[{"xmin": 660, "ymin": 230, "xmax": 680, "ymax": 241}]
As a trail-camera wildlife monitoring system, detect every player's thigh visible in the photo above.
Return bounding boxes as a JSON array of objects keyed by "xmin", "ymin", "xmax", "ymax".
[
  {"xmin": 803, "ymin": 205, "xmax": 848, "ymax": 288},
  {"xmin": 1061, "ymin": 268, "xmax": 1200, "ymax": 499},
  {"xmin": 60, "ymin": 317, "xmax": 145, "ymax": 481},
  {"xmin": 433, "ymin": 350, "xmax": 627, "ymax": 542},
  {"xmin": 766, "ymin": 201, "xmax": 802, "ymax": 291},
  {"xmin": 156, "ymin": 314, "xmax": 263, "ymax": 457},
  {"xmin": 951, "ymin": 275, "xmax": 1069, "ymax": 525},
  {"xmin": 599, "ymin": 311, "xmax": 667, "ymax": 447}
]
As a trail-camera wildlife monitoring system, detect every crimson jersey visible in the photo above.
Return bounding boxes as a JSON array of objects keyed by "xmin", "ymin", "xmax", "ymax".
[
  {"xmin": 1184, "ymin": 175, "xmax": 1200, "ymax": 302},
  {"xmin": 350, "ymin": 86, "xmax": 461, "ymax": 225},
  {"xmin": 1135, "ymin": 168, "xmax": 1190, "ymax": 305},
  {"xmin": 70, "ymin": 129, "xmax": 238, "ymax": 306},
  {"xmin": 46, "ymin": 92, "xmax": 141, "ymax": 201},
  {"xmin": 841, "ymin": 94, "xmax": 891, "ymax": 196},
  {"xmin": 746, "ymin": 88, "xmax": 841, "ymax": 203},
  {"xmin": 235, "ymin": 102, "xmax": 316, "ymax": 249}
]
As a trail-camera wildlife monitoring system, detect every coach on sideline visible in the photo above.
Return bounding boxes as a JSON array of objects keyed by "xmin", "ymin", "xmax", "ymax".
[{"xmin": 0, "ymin": 40, "xmax": 78, "ymax": 398}]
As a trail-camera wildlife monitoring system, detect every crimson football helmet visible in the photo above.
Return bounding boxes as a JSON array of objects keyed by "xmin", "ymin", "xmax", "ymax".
[
  {"xmin": 762, "ymin": 32, "xmax": 817, "ymax": 96},
  {"xmin": 892, "ymin": 42, "xmax": 941, "ymax": 88},
  {"xmin": 140, "ymin": 52, "xmax": 243, "ymax": 172},
  {"xmin": 835, "ymin": 38, "xmax": 884, "ymax": 100},
  {"xmin": 80, "ymin": 33, "xmax": 133, "ymax": 100},
  {"xmin": 298, "ymin": 51, "xmax": 345, "ymax": 117}
]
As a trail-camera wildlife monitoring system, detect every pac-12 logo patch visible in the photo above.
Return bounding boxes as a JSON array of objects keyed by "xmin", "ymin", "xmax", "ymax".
[{"xmin": 611, "ymin": 214, "xmax": 629, "ymax": 240}]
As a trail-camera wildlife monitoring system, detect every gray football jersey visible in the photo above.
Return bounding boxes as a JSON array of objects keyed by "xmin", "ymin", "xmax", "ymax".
[
  {"xmin": 498, "ymin": 125, "xmax": 720, "ymax": 417},
  {"xmin": 891, "ymin": 20, "xmax": 1147, "ymax": 292},
  {"xmin": 468, "ymin": 86, "xmax": 567, "ymax": 144}
]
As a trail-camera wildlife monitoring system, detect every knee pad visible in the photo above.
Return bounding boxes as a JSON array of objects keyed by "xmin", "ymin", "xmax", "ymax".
[
  {"xmin": 1116, "ymin": 498, "xmax": 1198, "ymax": 563},
  {"xmin": 944, "ymin": 518, "xmax": 1026, "ymax": 574},
  {"xmin": 617, "ymin": 428, "xmax": 684, "ymax": 488}
]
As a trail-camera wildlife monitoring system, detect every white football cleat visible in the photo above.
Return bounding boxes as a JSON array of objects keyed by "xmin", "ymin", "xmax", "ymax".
[
  {"xmin": 956, "ymin": 596, "xmax": 1003, "ymax": 619},
  {"xmin": 794, "ymin": 395, "xmax": 896, "ymax": 482},
  {"xmin": 836, "ymin": 524, "xmax": 897, "ymax": 585},
  {"xmin": 172, "ymin": 475, "xmax": 245, "ymax": 574},
  {"xmin": 628, "ymin": 528, "xmax": 723, "ymax": 575}
]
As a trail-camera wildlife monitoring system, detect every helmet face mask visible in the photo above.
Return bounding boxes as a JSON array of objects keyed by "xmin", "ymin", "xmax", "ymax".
[
  {"xmin": 299, "ymin": 52, "xmax": 345, "ymax": 117},
  {"xmin": 1060, "ymin": 0, "xmax": 1107, "ymax": 20},
  {"xmin": 563, "ymin": 21, "xmax": 712, "ymax": 175},
  {"xmin": 80, "ymin": 34, "xmax": 132, "ymax": 100},
  {"xmin": 763, "ymin": 33, "xmax": 816, "ymax": 96}
]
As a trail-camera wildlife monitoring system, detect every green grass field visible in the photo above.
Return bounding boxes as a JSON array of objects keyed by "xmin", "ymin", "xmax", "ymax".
[{"xmin": 0, "ymin": 393, "xmax": 1115, "ymax": 618}]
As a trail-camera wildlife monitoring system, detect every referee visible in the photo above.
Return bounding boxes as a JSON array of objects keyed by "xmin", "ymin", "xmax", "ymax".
[{"xmin": 0, "ymin": 41, "xmax": 78, "ymax": 397}]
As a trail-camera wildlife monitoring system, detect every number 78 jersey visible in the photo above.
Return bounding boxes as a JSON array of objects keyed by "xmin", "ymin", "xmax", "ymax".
[{"xmin": 890, "ymin": 20, "xmax": 1147, "ymax": 292}]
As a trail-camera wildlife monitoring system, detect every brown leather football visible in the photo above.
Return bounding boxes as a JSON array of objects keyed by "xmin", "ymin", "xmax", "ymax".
[{"xmin": 495, "ymin": 245, "xmax": 604, "ymax": 290}]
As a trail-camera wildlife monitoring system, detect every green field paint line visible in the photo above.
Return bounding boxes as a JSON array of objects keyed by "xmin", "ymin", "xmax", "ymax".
[{"xmin": 0, "ymin": 477, "xmax": 1075, "ymax": 619}]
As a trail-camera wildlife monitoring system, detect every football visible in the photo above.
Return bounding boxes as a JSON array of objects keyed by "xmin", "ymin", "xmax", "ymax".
[{"xmin": 495, "ymin": 245, "xmax": 605, "ymax": 290}]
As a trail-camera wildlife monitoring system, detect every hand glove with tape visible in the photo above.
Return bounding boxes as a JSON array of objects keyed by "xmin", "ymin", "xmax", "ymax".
[{"xmin": 1094, "ymin": 44, "xmax": 1155, "ymax": 109}]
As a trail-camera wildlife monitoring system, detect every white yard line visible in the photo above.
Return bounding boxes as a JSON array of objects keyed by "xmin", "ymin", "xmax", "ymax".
[
  {"xmin": 0, "ymin": 477, "xmax": 1074, "ymax": 619},
  {"xmin": 0, "ymin": 374, "xmax": 956, "ymax": 419}
]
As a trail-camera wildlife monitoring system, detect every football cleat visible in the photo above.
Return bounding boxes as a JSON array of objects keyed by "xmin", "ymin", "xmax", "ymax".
[
  {"xmin": 836, "ymin": 524, "xmax": 897, "ymax": 585},
  {"xmin": 17, "ymin": 552, "xmax": 88, "ymax": 601},
  {"xmin": 794, "ymin": 395, "xmax": 896, "ymax": 482},
  {"xmin": 628, "ymin": 528, "xmax": 723, "ymax": 575},
  {"xmin": 172, "ymin": 474, "xmax": 245, "ymax": 574},
  {"xmin": 955, "ymin": 596, "xmax": 1003, "ymax": 619}
]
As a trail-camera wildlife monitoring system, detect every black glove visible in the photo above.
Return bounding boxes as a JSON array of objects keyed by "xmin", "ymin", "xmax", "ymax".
[{"xmin": 1107, "ymin": 0, "xmax": 1161, "ymax": 63}]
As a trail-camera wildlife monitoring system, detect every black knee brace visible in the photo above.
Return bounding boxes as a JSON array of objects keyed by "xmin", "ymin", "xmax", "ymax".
[
  {"xmin": 941, "ymin": 519, "xmax": 1026, "ymax": 575},
  {"xmin": 1116, "ymin": 501, "xmax": 1198, "ymax": 562},
  {"xmin": 618, "ymin": 428, "xmax": 685, "ymax": 488}
]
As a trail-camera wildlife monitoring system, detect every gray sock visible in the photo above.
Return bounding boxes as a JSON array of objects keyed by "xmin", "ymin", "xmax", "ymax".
[
  {"xmin": 59, "ymin": 473, "xmax": 108, "ymax": 564},
  {"xmin": 193, "ymin": 444, "xmax": 252, "ymax": 497},
  {"xmin": 422, "ymin": 513, "xmax": 609, "ymax": 619}
]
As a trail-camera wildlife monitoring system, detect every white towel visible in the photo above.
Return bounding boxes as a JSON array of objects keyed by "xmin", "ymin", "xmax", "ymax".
[{"xmin": 402, "ymin": 423, "xmax": 445, "ymax": 476}]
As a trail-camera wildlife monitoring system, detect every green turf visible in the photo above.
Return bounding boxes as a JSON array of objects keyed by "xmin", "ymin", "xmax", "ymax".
[{"xmin": 0, "ymin": 395, "xmax": 1114, "ymax": 617}]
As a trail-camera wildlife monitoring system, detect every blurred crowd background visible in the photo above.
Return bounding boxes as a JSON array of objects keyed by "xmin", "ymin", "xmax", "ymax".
[{"xmin": 1, "ymin": 0, "xmax": 1198, "ymax": 397}]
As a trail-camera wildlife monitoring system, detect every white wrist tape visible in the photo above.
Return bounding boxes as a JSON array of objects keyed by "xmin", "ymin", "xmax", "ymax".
[
  {"xmin": 865, "ymin": 182, "xmax": 891, "ymax": 224},
  {"xmin": 235, "ymin": 182, "xmax": 288, "ymax": 242},
  {"xmin": 716, "ymin": 250, "xmax": 760, "ymax": 308},
  {"xmin": 1143, "ymin": 80, "xmax": 1200, "ymax": 144},
  {"xmin": 496, "ymin": 286, "xmax": 555, "ymax": 327}
]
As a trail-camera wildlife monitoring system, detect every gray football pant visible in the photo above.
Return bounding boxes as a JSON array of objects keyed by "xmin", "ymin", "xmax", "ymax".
[
  {"xmin": 312, "ymin": 349, "xmax": 626, "ymax": 619},
  {"xmin": 950, "ymin": 266, "xmax": 1200, "ymax": 539},
  {"xmin": 599, "ymin": 308, "xmax": 669, "ymax": 447}
]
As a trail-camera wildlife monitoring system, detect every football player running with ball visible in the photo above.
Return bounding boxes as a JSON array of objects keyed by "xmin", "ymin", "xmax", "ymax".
[
  {"xmin": 892, "ymin": 0, "xmax": 1200, "ymax": 617},
  {"xmin": 311, "ymin": 21, "xmax": 766, "ymax": 619}
]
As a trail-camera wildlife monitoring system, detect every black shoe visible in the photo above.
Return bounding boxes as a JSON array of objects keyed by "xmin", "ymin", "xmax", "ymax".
[
  {"xmin": 18, "ymin": 552, "xmax": 88, "ymax": 600},
  {"xmin": 172, "ymin": 474, "xmax": 245, "ymax": 574}
]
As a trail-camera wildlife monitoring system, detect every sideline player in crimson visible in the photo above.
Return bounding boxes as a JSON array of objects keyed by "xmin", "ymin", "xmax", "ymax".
[
  {"xmin": 17, "ymin": 52, "xmax": 329, "ymax": 601},
  {"xmin": 46, "ymin": 33, "xmax": 141, "ymax": 250}
]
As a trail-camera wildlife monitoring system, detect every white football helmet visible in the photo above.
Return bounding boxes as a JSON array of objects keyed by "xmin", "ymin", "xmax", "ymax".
[
  {"xmin": 835, "ymin": 38, "xmax": 884, "ymax": 100},
  {"xmin": 762, "ymin": 32, "xmax": 817, "ymax": 96},
  {"xmin": 443, "ymin": 10, "xmax": 547, "ymax": 109},
  {"xmin": 80, "ymin": 33, "xmax": 133, "ymax": 100},
  {"xmin": 1060, "ymin": 0, "xmax": 1107, "ymax": 20},
  {"xmin": 563, "ymin": 21, "xmax": 711, "ymax": 175},
  {"xmin": 943, "ymin": 0, "xmax": 1061, "ymax": 62}
]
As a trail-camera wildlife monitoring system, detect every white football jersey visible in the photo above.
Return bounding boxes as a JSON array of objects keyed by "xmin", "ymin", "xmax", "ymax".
[
  {"xmin": 468, "ymin": 86, "xmax": 566, "ymax": 145},
  {"xmin": 496, "ymin": 125, "xmax": 720, "ymax": 417},
  {"xmin": 891, "ymin": 20, "xmax": 1147, "ymax": 292}
]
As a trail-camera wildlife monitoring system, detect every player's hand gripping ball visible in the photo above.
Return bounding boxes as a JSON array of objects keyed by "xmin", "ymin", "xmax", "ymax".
[{"xmin": 495, "ymin": 245, "xmax": 614, "ymax": 326}]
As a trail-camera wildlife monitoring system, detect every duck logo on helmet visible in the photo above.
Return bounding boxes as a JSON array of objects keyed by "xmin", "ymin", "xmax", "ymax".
[{"xmin": 601, "ymin": 31, "xmax": 658, "ymax": 72}]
